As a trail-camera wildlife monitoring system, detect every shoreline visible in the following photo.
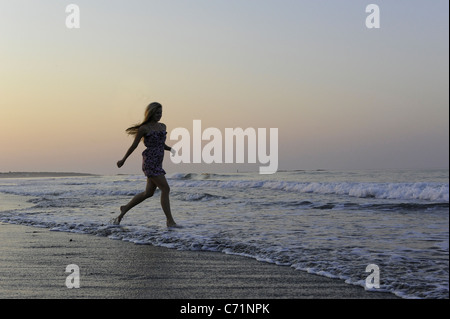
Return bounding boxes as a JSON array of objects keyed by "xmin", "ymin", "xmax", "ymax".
[
  {"xmin": 0, "ymin": 172, "xmax": 97, "ymax": 179},
  {"xmin": 0, "ymin": 222, "xmax": 399, "ymax": 299}
]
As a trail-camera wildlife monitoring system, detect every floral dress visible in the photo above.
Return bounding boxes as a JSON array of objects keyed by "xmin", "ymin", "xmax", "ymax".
[{"xmin": 142, "ymin": 130, "xmax": 167, "ymax": 177}]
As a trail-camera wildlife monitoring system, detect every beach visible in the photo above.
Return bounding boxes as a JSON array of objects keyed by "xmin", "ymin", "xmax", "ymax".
[
  {"xmin": 0, "ymin": 222, "xmax": 397, "ymax": 299},
  {"xmin": 0, "ymin": 170, "xmax": 447, "ymax": 299}
]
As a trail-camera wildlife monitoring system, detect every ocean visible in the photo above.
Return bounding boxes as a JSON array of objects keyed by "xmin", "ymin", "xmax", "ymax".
[{"xmin": 0, "ymin": 169, "xmax": 448, "ymax": 299}]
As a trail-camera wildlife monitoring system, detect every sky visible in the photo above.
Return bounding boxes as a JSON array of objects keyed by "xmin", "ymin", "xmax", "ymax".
[{"xmin": 0, "ymin": 0, "xmax": 448, "ymax": 175}]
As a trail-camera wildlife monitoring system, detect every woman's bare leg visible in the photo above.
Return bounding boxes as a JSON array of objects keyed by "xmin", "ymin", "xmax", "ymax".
[
  {"xmin": 149, "ymin": 175, "xmax": 177, "ymax": 227},
  {"xmin": 114, "ymin": 178, "xmax": 156, "ymax": 224}
]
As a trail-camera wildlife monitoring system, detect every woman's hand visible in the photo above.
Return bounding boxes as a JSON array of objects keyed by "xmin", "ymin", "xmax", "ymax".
[{"xmin": 117, "ymin": 159, "xmax": 125, "ymax": 168}]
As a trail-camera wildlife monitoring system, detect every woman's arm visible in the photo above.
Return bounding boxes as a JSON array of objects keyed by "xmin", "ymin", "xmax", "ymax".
[
  {"xmin": 117, "ymin": 127, "xmax": 146, "ymax": 168},
  {"xmin": 165, "ymin": 144, "xmax": 177, "ymax": 156},
  {"xmin": 161, "ymin": 123, "xmax": 176, "ymax": 155}
]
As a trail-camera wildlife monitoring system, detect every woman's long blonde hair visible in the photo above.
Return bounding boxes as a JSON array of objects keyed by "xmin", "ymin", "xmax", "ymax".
[{"xmin": 126, "ymin": 102, "xmax": 162, "ymax": 136}]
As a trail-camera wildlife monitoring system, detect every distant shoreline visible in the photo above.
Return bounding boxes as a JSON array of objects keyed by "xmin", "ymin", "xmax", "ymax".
[{"xmin": 0, "ymin": 172, "xmax": 97, "ymax": 178}]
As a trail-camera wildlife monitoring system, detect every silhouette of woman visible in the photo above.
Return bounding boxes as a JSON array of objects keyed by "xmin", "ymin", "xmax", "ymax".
[{"xmin": 113, "ymin": 102, "xmax": 177, "ymax": 227}]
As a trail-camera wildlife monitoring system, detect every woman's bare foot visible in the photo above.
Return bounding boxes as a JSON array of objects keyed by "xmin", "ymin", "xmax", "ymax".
[
  {"xmin": 112, "ymin": 206, "xmax": 127, "ymax": 225},
  {"xmin": 112, "ymin": 217, "xmax": 121, "ymax": 225},
  {"xmin": 167, "ymin": 220, "xmax": 181, "ymax": 228}
]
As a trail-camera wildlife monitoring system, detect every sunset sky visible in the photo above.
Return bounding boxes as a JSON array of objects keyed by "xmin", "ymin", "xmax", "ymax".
[{"xmin": 1, "ymin": 0, "xmax": 448, "ymax": 175}]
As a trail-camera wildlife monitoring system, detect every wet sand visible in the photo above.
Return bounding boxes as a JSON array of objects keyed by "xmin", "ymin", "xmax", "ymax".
[{"xmin": 0, "ymin": 222, "xmax": 398, "ymax": 300}]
